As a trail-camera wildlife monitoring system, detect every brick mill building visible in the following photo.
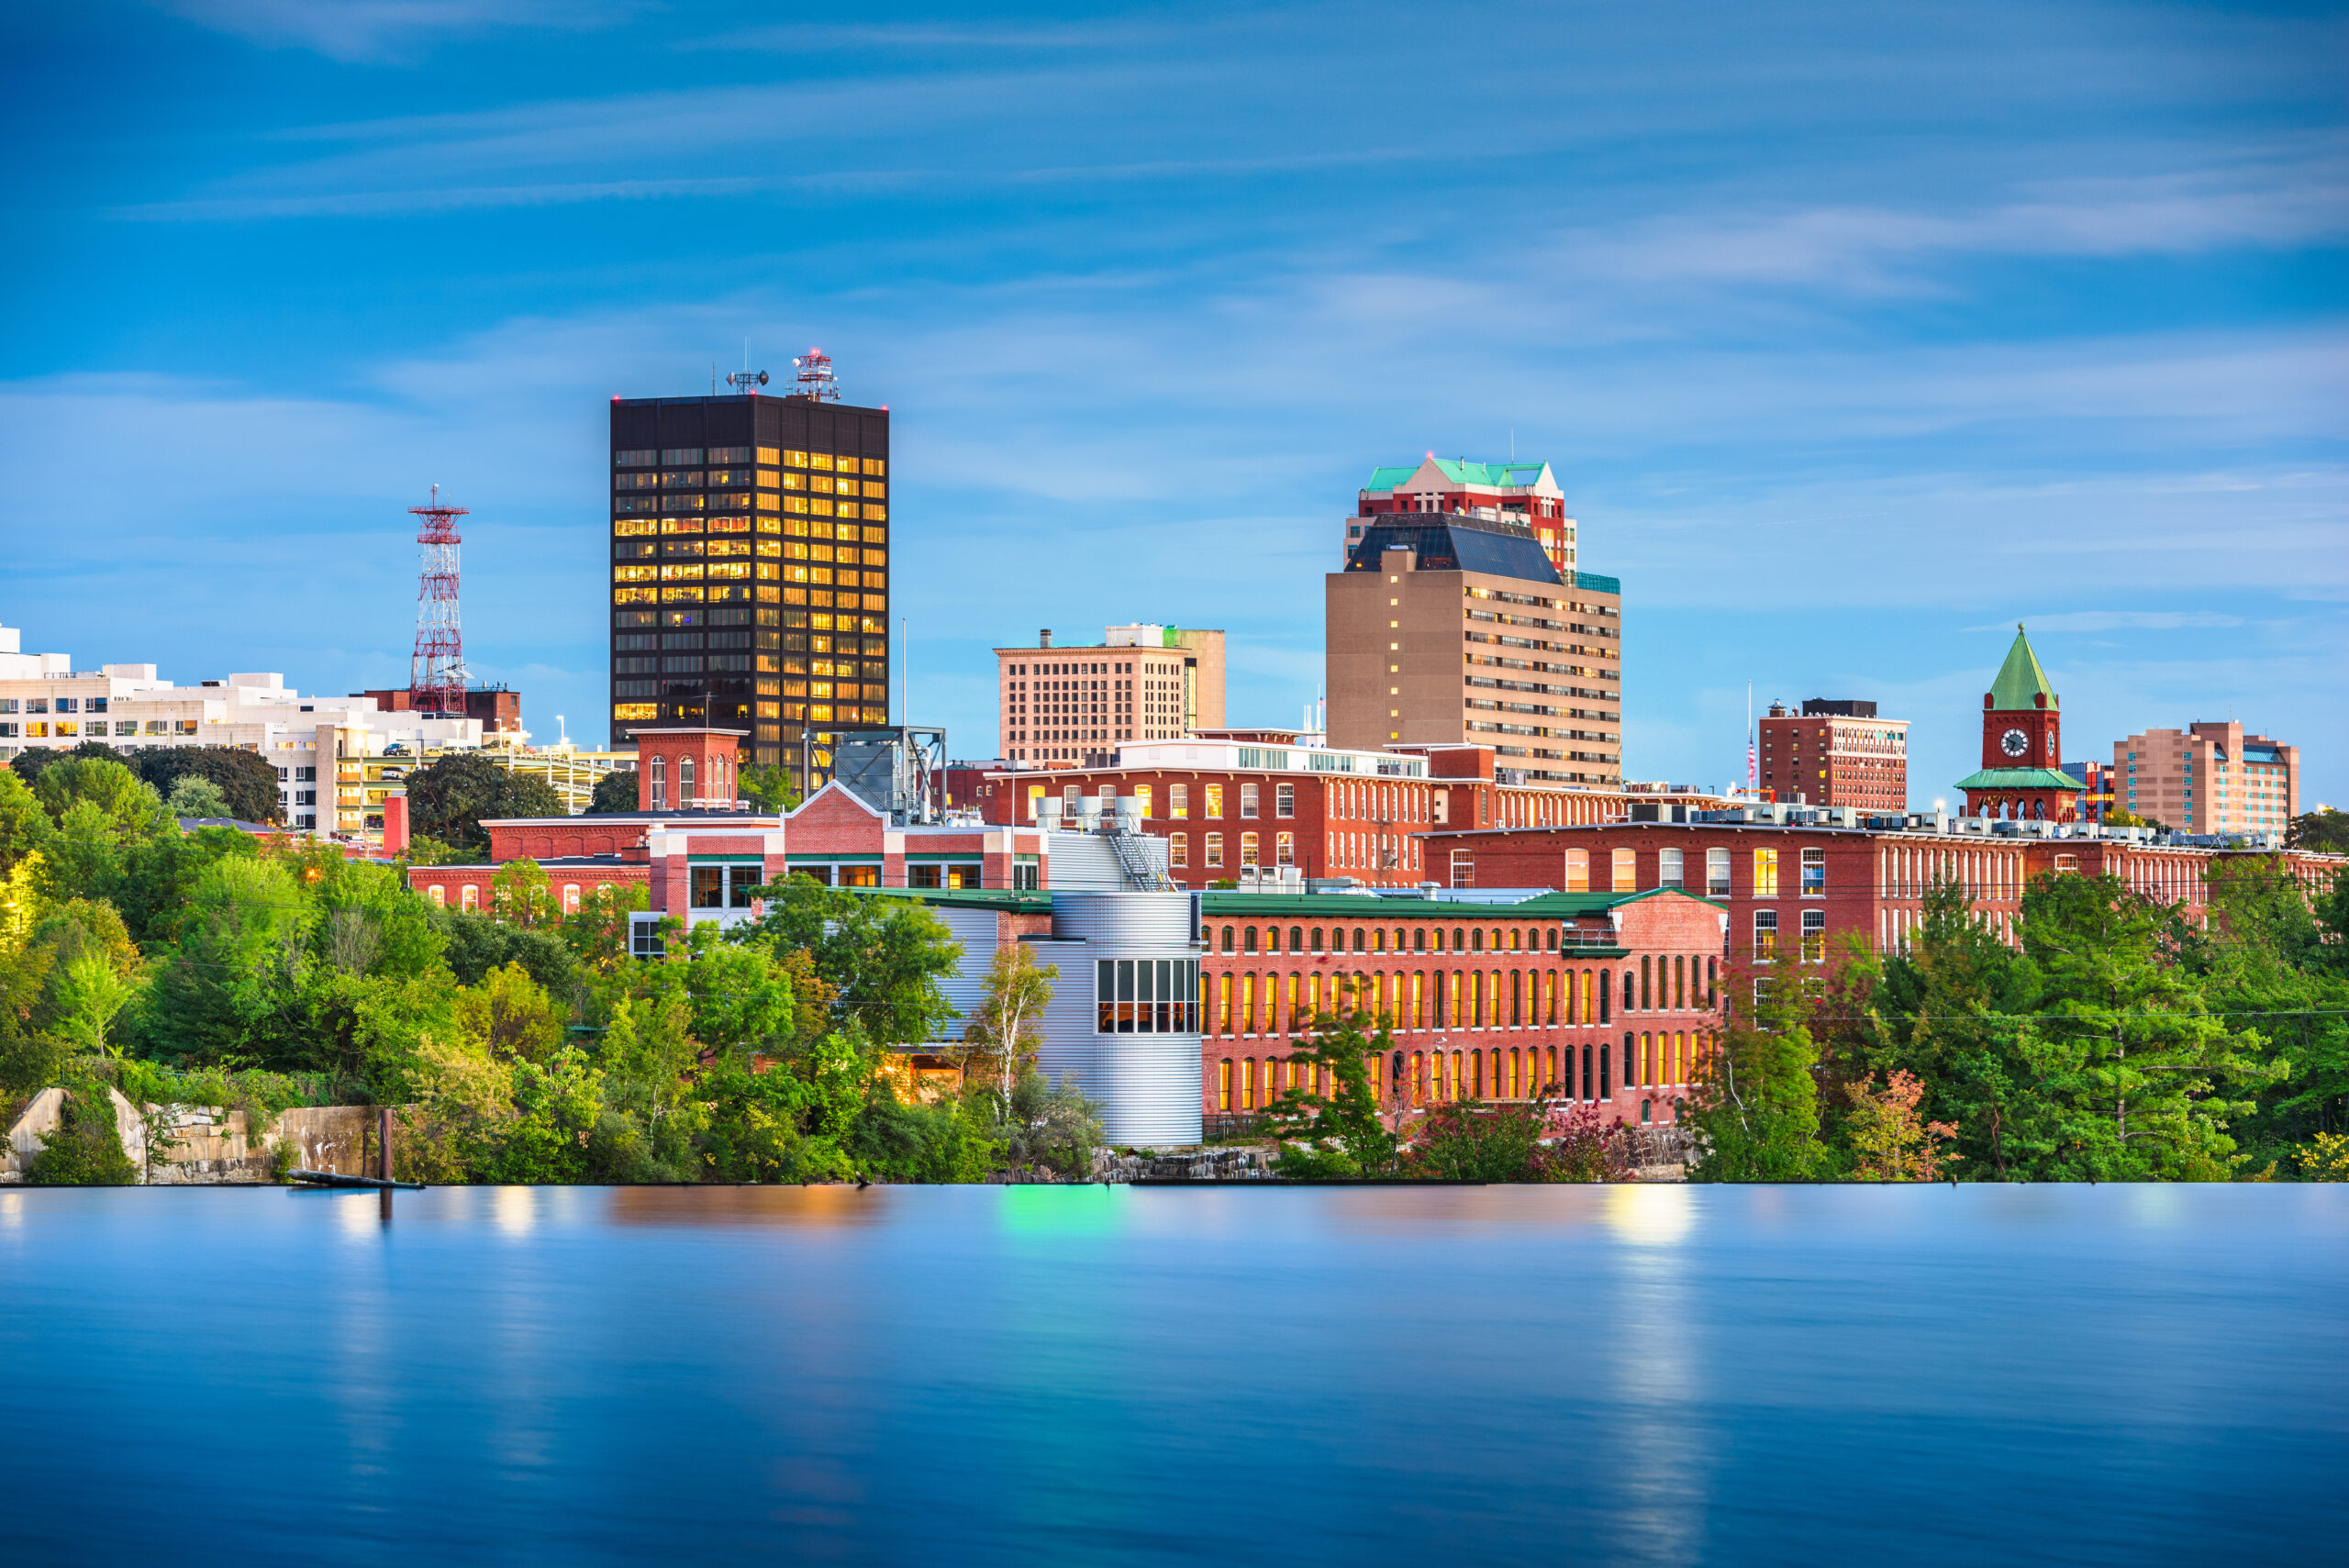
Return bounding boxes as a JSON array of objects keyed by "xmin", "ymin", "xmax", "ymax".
[
  {"xmin": 1196, "ymin": 887, "xmax": 1728, "ymax": 1129},
  {"xmin": 968, "ymin": 735, "xmax": 1725, "ymax": 890}
]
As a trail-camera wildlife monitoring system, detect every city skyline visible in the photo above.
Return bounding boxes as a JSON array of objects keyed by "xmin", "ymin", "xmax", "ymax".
[{"xmin": 2, "ymin": 0, "xmax": 2341, "ymax": 808}]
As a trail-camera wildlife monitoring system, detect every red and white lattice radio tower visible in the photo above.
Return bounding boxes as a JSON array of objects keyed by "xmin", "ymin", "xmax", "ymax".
[
  {"xmin": 407, "ymin": 484, "xmax": 469, "ymax": 716},
  {"xmin": 792, "ymin": 346, "xmax": 841, "ymax": 402}
]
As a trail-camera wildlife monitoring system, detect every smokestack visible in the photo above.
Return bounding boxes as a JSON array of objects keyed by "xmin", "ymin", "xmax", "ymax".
[
  {"xmin": 1040, "ymin": 628, "xmax": 1053, "ymax": 649},
  {"xmin": 382, "ymin": 793, "xmax": 409, "ymax": 858}
]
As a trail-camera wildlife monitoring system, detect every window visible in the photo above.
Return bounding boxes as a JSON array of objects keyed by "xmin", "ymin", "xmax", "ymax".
[
  {"xmin": 1240, "ymin": 783, "xmax": 1259, "ymax": 817},
  {"xmin": 1169, "ymin": 783, "xmax": 1188, "ymax": 818},
  {"xmin": 1206, "ymin": 832, "xmax": 1224, "ymax": 868},
  {"xmin": 1170, "ymin": 833, "xmax": 1187, "ymax": 868},
  {"xmin": 1707, "ymin": 848, "xmax": 1731, "ymax": 897},
  {"xmin": 1134, "ymin": 784, "xmax": 1152, "ymax": 819},
  {"xmin": 1753, "ymin": 849, "xmax": 1779, "ymax": 897},
  {"xmin": 1801, "ymin": 909, "xmax": 1826, "ymax": 962},
  {"xmin": 1564, "ymin": 848, "xmax": 1588, "ymax": 893},
  {"xmin": 1753, "ymin": 909, "xmax": 1777, "ymax": 958},
  {"xmin": 461, "ymin": 884, "xmax": 478, "ymax": 911},
  {"xmin": 1800, "ymin": 848, "xmax": 1825, "ymax": 897},
  {"xmin": 1241, "ymin": 831, "xmax": 1260, "ymax": 867},
  {"xmin": 1658, "ymin": 848, "xmax": 1684, "ymax": 888},
  {"xmin": 1205, "ymin": 784, "xmax": 1224, "ymax": 818},
  {"xmin": 691, "ymin": 866, "xmax": 726, "ymax": 908},
  {"xmin": 1276, "ymin": 783, "xmax": 1295, "ymax": 817},
  {"xmin": 427, "ymin": 885, "xmax": 445, "ymax": 906},
  {"xmin": 1275, "ymin": 831, "xmax": 1295, "ymax": 866},
  {"xmin": 1612, "ymin": 848, "xmax": 1637, "ymax": 892}
]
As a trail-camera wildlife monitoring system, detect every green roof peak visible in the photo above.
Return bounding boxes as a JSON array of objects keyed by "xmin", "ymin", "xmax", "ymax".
[{"xmin": 1988, "ymin": 624, "xmax": 2057, "ymax": 712}]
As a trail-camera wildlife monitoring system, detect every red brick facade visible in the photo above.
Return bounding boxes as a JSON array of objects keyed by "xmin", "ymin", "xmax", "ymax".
[
  {"xmin": 973, "ymin": 744, "xmax": 1715, "ymax": 890},
  {"xmin": 1197, "ymin": 889, "xmax": 1726, "ymax": 1128},
  {"xmin": 1426, "ymin": 821, "xmax": 2345, "ymax": 966}
]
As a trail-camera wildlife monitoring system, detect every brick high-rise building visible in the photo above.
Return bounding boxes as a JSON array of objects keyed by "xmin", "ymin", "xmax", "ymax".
[
  {"xmin": 1327, "ymin": 507, "xmax": 1620, "ymax": 788},
  {"xmin": 996, "ymin": 624, "xmax": 1224, "ymax": 768},
  {"xmin": 1757, "ymin": 699, "xmax": 1908, "ymax": 812},
  {"xmin": 2111, "ymin": 722, "xmax": 2299, "ymax": 835},
  {"xmin": 607, "ymin": 384, "xmax": 891, "ymax": 795}
]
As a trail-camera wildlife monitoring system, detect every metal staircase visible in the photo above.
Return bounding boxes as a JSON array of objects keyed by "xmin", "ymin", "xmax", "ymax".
[{"xmin": 1108, "ymin": 831, "xmax": 1176, "ymax": 891}]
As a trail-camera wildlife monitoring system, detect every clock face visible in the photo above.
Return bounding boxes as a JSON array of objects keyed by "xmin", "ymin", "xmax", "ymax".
[{"xmin": 2000, "ymin": 728, "xmax": 2030, "ymax": 758}]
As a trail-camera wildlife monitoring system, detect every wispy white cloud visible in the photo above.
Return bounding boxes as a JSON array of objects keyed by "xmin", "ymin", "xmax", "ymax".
[{"xmin": 146, "ymin": 0, "xmax": 638, "ymax": 63}]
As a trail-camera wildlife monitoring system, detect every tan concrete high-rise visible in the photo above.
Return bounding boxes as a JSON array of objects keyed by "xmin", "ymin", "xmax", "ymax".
[
  {"xmin": 1327, "ymin": 512, "xmax": 1620, "ymax": 787},
  {"xmin": 2112, "ymin": 721, "xmax": 2299, "ymax": 835},
  {"xmin": 995, "ymin": 623, "xmax": 1225, "ymax": 768}
]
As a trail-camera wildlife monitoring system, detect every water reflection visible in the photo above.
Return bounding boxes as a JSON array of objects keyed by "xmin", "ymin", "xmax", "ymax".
[
  {"xmin": 0, "ymin": 1184, "xmax": 2340, "ymax": 1567},
  {"xmin": 1606, "ymin": 1184, "xmax": 1696, "ymax": 1247}
]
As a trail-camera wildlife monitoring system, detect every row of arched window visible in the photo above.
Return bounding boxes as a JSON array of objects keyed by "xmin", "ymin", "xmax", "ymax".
[
  {"xmin": 1214, "ymin": 922, "xmax": 1564, "ymax": 955},
  {"xmin": 1204, "ymin": 956, "xmax": 1719, "ymax": 1038},
  {"xmin": 423, "ymin": 881, "xmax": 607, "ymax": 913},
  {"xmin": 1210, "ymin": 1029, "xmax": 1707, "ymax": 1110}
]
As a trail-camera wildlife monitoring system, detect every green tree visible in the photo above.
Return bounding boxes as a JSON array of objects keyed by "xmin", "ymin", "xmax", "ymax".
[
  {"xmin": 2016, "ymin": 871, "xmax": 2282, "ymax": 1180},
  {"xmin": 0, "ymin": 768, "xmax": 52, "ymax": 871},
  {"xmin": 50, "ymin": 951, "xmax": 140, "ymax": 1058},
  {"xmin": 1864, "ymin": 878, "xmax": 2047, "ymax": 1180},
  {"xmin": 164, "ymin": 774, "xmax": 234, "ymax": 821},
  {"xmin": 1262, "ymin": 1001, "xmax": 1397, "ymax": 1177},
  {"xmin": 34, "ymin": 757, "xmax": 164, "ymax": 833},
  {"xmin": 2287, "ymin": 808, "xmax": 2349, "ymax": 855},
  {"xmin": 489, "ymin": 857, "xmax": 554, "ymax": 927},
  {"xmin": 404, "ymin": 751, "xmax": 566, "ymax": 855},
  {"xmin": 25, "ymin": 1082, "xmax": 138, "ymax": 1184},
  {"xmin": 1684, "ymin": 952, "xmax": 1832, "ymax": 1182},
  {"xmin": 738, "ymin": 876, "xmax": 963, "ymax": 1048},
  {"xmin": 430, "ymin": 905, "xmax": 578, "ymax": 995},
  {"xmin": 586, "ymin": 768, "xmax": 640, "ymax": 814},
  {"xmin": 739, "ymin": 763, "xmax": 799, "ymax": 814},
  {"xmin": 959, "ymin": 940, "xmax": 1056, "ymax": 1102},
  {"xmin": 124, "ymin": 745, "xmax": 284, "ymax": 825},
  {"xmin": 2183, "ymin": 856, "xmax": 2348, "ymax": 1162},
  {"xmin": 144, "ymin": 856, "xmax": 313, "ymax": 1065}
]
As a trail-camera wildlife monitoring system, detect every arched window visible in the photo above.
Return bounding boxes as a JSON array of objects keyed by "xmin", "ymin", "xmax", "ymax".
[
  {"xmin": 1453, "ymin": 928, "xmax": 1465, "ymax": 951},
  {"xmin": 1217, "ymin": 1060, "xmax": 1232, "ymax": 1111},
  {"xmin": 650, "ymin": 754, "xmax": 667, "ymax": 809},
  {"xmin": 1599, "ymin": 972, "xmax": 1611, "ymax": 1024},
  {"xmin": 1413, "ymin": 928, "xmax": 1427, "ymax": 951},
  {"xmin": 427, "ymin": 884, "xmax": 445, "ymax": 906},
  {"xmin": 461, "ymin": 884, "xmax": 478, "ymax": 911},
  {"xmin": 1621, "ymin": 971, "xmax": 1635, "ymax": 1015},
  {"xmin": 563, "ymin": 884, "xmax": 581, "ymax": 914},
  {"xmin": 1243, "ymin": 926, "xmax": 1258, "ymax": 952},
  {"xmin": 1352, "ymin": 927, "xmax": 1366, "ymax": 952},
  {"xmin": 1546, "ymin": 929, "xmax": 1559, "ymax": 951},
  {"xmin": 680, "ymin": 755, "xmax": 696, "ymax": 802},
  {"xmin": 1510, "ymin": 971, "xmax": 1523, "ymax": 1026},
  {"xmin": 1220, "ymin": 926, "xmax": 1236, "ymax": 952},
  {"xmin": 1508, "ymin": 929, "xmax": 1522, "ymax": 952},
  {"xmin": 1642, "ymin": 1098, "xmax": 1653, "ymax": 1125},
  {"xmin": 1241, "ymin": 1059, "xmax": 1257, "ymax": 1110},
  {"xmin": 1289, "ymin": 926, "xmax": 1304, "ymax": 951}
]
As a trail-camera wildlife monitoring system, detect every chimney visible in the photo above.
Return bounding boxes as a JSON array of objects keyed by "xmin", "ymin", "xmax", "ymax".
[
  {"xmin": 382, "ymin": 793, "xmax": 410, "ymax": 858},
  {"xmin": 1040, "ymin": 628, "xmax": 1053, "ymax": 649}
]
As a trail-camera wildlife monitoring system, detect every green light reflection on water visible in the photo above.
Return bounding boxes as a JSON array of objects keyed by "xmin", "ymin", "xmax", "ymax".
[{"xmin": 997, "ymin": 1183, "xmax": 1130, "ymax": 1236}]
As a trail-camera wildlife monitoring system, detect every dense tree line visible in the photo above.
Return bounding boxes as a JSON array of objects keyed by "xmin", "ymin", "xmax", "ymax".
[
  {"xmin": 0, "ymin": 756, "xmax": 1100, "ymax": 1184},
  {"xmin": 11, "ymin": 741, "xmax": 282, "ymax": 824},
  {"xmin": 1680, "ymin": 860, "xmax": 2349, "ymax": 1181}
]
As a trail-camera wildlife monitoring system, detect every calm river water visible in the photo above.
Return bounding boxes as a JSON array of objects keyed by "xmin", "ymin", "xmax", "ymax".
[{"xmin": 2, "ymin": 1183, "xmax": 2342, "ymax": 1564}]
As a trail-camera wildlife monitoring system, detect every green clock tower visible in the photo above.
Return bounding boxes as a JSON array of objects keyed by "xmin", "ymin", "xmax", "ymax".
[{"xmin": 1956, "ymin": 625, "xmax": 2083, "ymax": 822}]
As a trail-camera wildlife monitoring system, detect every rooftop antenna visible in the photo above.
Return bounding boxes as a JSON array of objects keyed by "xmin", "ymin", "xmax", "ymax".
[
  {"xmin": 407, "ymin": 484, "xmax": 468, "ymax": 717},
  {"xmin": 793, "ymin": 346, "xmax": 841, "ymax": 403}
]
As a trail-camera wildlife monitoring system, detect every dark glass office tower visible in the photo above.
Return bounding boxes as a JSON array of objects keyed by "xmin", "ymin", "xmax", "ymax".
[{"xmin": 608, "ymin": 391, "xmax": 892, "ymax": 792}]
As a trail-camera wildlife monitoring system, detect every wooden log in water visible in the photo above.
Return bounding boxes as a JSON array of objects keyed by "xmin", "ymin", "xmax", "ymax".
[{"xmin": 288, "ymin": 1169, "xmax": 425, "ymax": 1191}]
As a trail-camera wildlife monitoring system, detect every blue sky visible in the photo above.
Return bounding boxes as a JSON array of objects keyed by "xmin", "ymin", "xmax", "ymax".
[{"xmin": 4, "ymin": 0, "xmax": 2343, "ymax": 806}]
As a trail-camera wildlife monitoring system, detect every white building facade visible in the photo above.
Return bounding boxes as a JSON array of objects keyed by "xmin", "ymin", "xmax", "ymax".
[{"xmin": 0, "ymin": 622, "xmax": 481, "ymax": 840}]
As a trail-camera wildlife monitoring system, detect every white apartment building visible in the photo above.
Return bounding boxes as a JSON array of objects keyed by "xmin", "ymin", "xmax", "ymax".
[{"xmin": 0, "ymin": 622, "xmax": 481, "ymax": 841}]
